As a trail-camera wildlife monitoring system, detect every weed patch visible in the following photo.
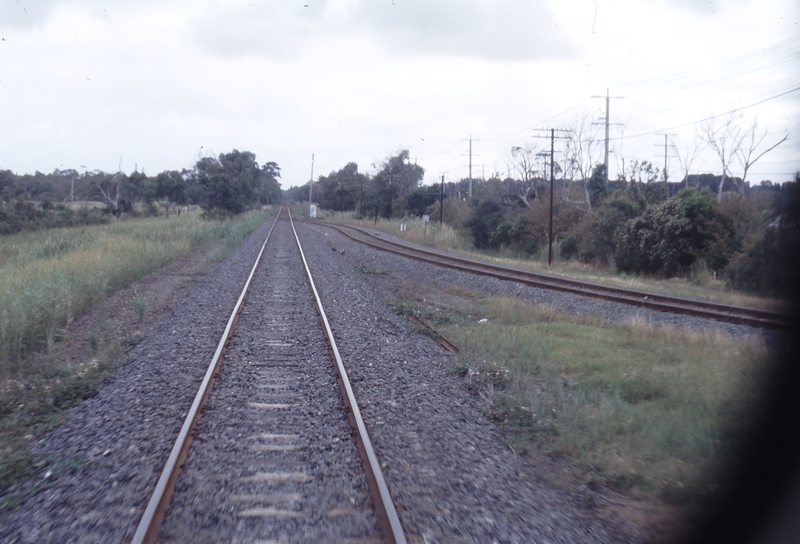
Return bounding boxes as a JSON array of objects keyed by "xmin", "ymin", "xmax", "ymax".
[{"xmin": 443, "ymin": 296, "xmax": 767, "ymax": 507}]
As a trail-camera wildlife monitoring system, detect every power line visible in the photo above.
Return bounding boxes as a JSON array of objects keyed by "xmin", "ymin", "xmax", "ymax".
[
  {"xmin": 461, "ymin": 134, "xmax": 481, "ymax": 197},
  {"xmin": 592, "ymin": 88, "xmax": 624, "ymax": 184},
  {"xmin": 620, "ymin": 35, "xmax": 800, "ymax": 91},
  {"xmin": 613, "ymin": 85, "xmax": 800, "ymax": 141},
  {"xmin": 480, "ymin": 98, "xmax": 593, "ymax": 143}
]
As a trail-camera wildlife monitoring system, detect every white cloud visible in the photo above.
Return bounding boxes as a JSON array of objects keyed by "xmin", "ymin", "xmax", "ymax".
[
  {"xmin": 187, "ymin": 0, "xmax": 576, "ymax": 62},
  {"xmin": 0, "ymin": 0, "xmax": 59, "ymax": 30},
  {"xmin": 352, "ymin": 0, "xmax": 576, "ymax": 61}
]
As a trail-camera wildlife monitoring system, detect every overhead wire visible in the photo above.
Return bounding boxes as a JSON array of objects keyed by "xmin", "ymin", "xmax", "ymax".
[
  {"xmin": 619, "ymin": 35, "xmax": 800, "ymax": 92},
  {"xmin": 612, "ymin": 85, "xmax": 800, "ymax": 141}
]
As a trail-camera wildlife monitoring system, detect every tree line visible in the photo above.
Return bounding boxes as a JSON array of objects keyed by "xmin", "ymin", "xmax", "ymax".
[
  {"xmin": 286, "ymin": 146, "xmax": 797, "ymax": 299},
  {"xmin": 0, "ymin": 150, "xmax": 281, "ymax": 233}
]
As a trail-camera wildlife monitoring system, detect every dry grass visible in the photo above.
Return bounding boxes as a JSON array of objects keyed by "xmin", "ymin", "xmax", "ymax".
[
  {"xmin": 0, "ymin": 208, "xmax": 271, "ymax": 495},
  {"xmin": 0, "ymin": 208, "xmax": 269, "ymax": 374}
]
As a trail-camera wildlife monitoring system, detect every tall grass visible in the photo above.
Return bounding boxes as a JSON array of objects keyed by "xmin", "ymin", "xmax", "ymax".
[
  {"xmin": 0, "ymin": 208, "xmax": 270, "ymax": 376},
  {"xmin": 444, "ymin": 297, "xmax": 766, "ymax": 501}
]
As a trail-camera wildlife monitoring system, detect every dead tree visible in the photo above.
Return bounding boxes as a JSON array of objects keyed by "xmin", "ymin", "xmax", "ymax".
[
  {"xmin": 700, "ymin": 113, "xmax": 745, "ymax": 203},
  {"xmin": 736, "ymin": 118, "xmax": 789, "ymax": 193},
  {"xmin": 562, "ymin": 113, "xmax": 600, "ymax": 211},
  {"xmin": 672, "ymin": 135, "xmax": 702, "ymax": 189},
  {"xmin": 510, "ymin": 145, "xmax": 540, "ymax": 207}
]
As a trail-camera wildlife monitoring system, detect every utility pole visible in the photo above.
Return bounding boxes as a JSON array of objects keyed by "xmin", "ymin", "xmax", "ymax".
[
  {"xmin": 592, "ymin": 88, "xmax": 623, "ymax": 184},
  {"xmin": 78, "ymin": 165, "xmax": 88, "ymax": 203},
  {"xmin": 461, "ymin": 135, "xmax": 480, "ymax": 197},
  {"xmin": 533, "ymin": 128, "xmax": 570, "ymax": 267},
  {"xmin": 308, "ymin": 153, "xmax": 315, "ymax": 203},
  {"xmin": 387, "ymin": 175, "xmax": 395, "ymax": 218},
  {"xmin": 655, "ymin": 134, "xmax": 676, "ymax": 182},
  {"xmin": 440, "ymin": 174, "xmax": 445, "ymax": 225}
]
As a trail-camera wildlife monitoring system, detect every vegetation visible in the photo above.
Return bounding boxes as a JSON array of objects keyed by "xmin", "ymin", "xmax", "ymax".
[
  {"xmin": 442, "ymin": 297, "xmax": 767, "ymax": 505},
  {"xmin": 0, "ymin": 208, "xmax": 268, "ymax": 374},
  {"xmin": 0, "ymin": 148, "xmax": 281, "ymax": 232},
  {"xmin": 284, "ymin": 110, "xmax": 794, "ymax": 303},
  {"xmin": 0, "ymin": 208, "xmax": 271, "ymax": 495}
]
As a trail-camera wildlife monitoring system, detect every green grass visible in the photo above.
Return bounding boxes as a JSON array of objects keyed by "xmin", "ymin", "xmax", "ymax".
[
  {"xmin": 0, "ymin": 207, "xmax": 271, "ymax": 496},
  {"xmin": 442, "ymin": 296, "xmax": 767, "ymax": 503},
  {"xmin": 0, "ymin": 208, "xmax": 270, "ymax": 374}
]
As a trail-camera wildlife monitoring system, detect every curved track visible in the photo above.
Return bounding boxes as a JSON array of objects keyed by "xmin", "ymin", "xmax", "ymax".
[
  {"xmin": 314, "ymin": 221, "xmax": 795, "ymax": 330},
  {"xmin": 132, "ymin": 208, "xmax": 406, "ymax": 544}
]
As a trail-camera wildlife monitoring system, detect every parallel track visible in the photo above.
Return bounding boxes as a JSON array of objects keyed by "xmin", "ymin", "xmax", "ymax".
[
  {"xmin": 315, "ymin": 221, "xmax": 795, "ymax": 330},
  {"xmin": 132, "ymin": 207, "xmax": 406, "ymax": 544}
]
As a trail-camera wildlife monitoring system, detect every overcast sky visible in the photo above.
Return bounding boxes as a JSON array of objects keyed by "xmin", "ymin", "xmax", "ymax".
[{"xmin": 1, "ymin": 0, "xmax": 798, "ymax": 188}]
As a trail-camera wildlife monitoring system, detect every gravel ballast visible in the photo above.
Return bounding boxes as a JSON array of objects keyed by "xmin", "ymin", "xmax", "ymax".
[
  {"xmin": 294, "ymin": 221, "xmax": 635, "ymax": 543},
  {"xmin": 0, "ymin": 212, "xmax": 695, "ymax": 543}
]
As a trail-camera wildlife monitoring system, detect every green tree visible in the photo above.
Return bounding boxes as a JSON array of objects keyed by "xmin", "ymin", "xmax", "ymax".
[
  {"xmin": 465, "ymin": 200, "xmax": 506, "ymax": 249},
  {"xmin": 588, "ymin": 164, "xmax": 610, "ymax": 208},
  {"xmin": 259, "ymin": 162, "xmax": 282, "ymax": 205},
  {"xmin": 372, "ymin": 150, "xmax": 424, "ymax": 218},
  {"xmin": 406, "ymin": 185, "xmax": 440, "ymax": 217},
  {"xmin": 613, "ymin": 188, "xmax": 733, "ymax": 277},
  {"xmin": 725, "ymin": 176, "xmax": 800, "ymax": 297},
  {"xmin": 562, "ymin": 192, "xmax": 642, "ymax": 265},
  {"xmin": 149, "ymin": 171, "xmax": 187, "ymax": 218},
  {"xmin": 194, "ymin": 150, "xmax": 279, "ymax": 214},
  {"xmin": 316, "ymin": 162, "xmax": 366, "ymax": 212}
]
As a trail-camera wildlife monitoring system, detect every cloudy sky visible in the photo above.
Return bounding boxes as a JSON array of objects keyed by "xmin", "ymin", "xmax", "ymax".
[{"xmin": 1, "ymin": 0, "xmax": 798, "ymax": 188}]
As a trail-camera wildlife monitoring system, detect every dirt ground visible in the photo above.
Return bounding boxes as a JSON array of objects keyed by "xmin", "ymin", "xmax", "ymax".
[{"xmin": 52, "ymin": 240, "xmax": 225, "ymax": 372}]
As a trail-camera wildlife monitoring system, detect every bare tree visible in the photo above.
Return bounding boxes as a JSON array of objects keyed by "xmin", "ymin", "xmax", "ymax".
[
  {"xmin": 95, "ymin": 158, "xmax": 125, "ymax": 216},
  {"xmin": 619, "ymin": 158, "xmax": 660, "ymax": 206},
  {"xmin": 672, "ymin": 135, "xmax": 703, "ymax": 189},
  {"xmin": 96, "ymin": 173, "xmax": 121, "ymax": 213},
  {"xmin": 700, "ymin": 112, "xmax": 744, "ymax": 203},
  {"xmin": 510, "ymin": 144, "xmax": 541, "ymax": 207},
  {"xmin": 736, "ymin": 117, "xmax": 789, "ymax": 193},
  {"xmin": 562, "ymin": 112, "xmax": 600, "ymax": 211}
]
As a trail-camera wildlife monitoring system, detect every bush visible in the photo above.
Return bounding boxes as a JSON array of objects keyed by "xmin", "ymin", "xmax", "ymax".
[
  {"xmin": 613, "ymin": 188, "xmax": 733, "ymax": 278},
  {"xmin": 465, "ymin": 200, "xmax": 506, "ymax": 249},
  {"xmin": 725, "ymin": 178, "xmax": 800, "ymax": 298},
  {"xmin": 559, "ymin": 192, "xmax": 642, "ymax": 265},
  {"xmin": 615, "ymin": 198, "xmax": 695, "ymax": 277}
]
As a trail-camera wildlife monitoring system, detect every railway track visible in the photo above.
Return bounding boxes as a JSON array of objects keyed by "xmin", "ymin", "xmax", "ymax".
[
  {"xmin": 132, "ymin": 207, "xmax": 406, "ymax": 544},
  {"xmin": 314, "ymin": 221, "xmax": 796, "ymax": 331}
]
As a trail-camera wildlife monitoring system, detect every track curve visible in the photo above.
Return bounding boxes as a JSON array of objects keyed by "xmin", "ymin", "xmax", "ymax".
[{"xmin": 314, "ymin": 221, "xmax": 795, "ymax": 331}]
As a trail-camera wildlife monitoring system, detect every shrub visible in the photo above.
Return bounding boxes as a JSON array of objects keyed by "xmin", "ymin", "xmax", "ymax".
[
  {"xmin": 465, "ymin": 200, "xmax": 506, "ymax": 249},
  {"xmin": 613, "ymin": 188, "xmax": 733, "ymax": 278},
  {"xmin": 725, "ymin": 177, "xmax": 800, "ymax": 298}
]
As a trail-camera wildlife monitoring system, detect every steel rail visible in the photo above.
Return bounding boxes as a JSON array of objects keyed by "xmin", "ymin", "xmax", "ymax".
[
  {"xmin": 316, "ymin": 221, "xmax": 795, "ymax": 330},
  {"xmin": 131, "ymin": 209, "xmax": 281, "ymax": 544},
  {"xmin": 288, "ymin": 209, "xmax": 408, "ymax": 544}
]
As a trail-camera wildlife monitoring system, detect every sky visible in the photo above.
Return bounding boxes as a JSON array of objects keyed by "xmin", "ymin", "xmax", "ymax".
[{"xmin": 1, "ymin": 0, "xmax": 798, "ymax": 188}]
